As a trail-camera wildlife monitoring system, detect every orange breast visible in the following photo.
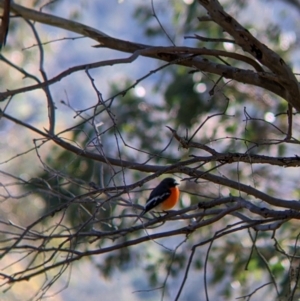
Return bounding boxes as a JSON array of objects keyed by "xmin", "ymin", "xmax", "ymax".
[{"xmin": 160, "ymin": 186, "xmax": 180, "ymax": 210}]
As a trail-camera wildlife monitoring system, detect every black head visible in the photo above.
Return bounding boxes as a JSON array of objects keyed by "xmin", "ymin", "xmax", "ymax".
[{"xmin": 160, "ymin": 177, "xmax": 179, "ymax": 187}]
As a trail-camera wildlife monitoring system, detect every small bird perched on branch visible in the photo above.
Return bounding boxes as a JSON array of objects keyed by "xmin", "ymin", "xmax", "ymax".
[{"xmin": 136, "ymin": 177, "xmax": 180, "ymax": 221}]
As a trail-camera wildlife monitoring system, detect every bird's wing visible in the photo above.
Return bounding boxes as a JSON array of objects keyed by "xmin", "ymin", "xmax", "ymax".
[{"xmin": 144, "ymin": 191, "xmax": 171, "ymax": 213}]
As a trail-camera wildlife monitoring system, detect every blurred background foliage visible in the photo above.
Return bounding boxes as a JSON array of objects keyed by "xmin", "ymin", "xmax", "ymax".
[{"xmin": 2, "ymin": 0, "xmax": 300, "ymax": 300}]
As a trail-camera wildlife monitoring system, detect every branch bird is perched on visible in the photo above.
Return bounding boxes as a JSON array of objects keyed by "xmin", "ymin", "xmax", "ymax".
[{"xmin": 139, "ymin": 177, "xmax": 180, "ymax": 218}]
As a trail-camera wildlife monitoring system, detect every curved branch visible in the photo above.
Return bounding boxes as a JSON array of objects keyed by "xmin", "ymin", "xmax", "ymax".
[
  {"xmin": 198, "ymin": 0, "xmax": 300, "ymax": 111},
  {"xmin": 0, "ymin": 0, "xmax": 108, "ymax": 38},
  {"xmin": 0, "ymin": 1, "xmax": 288, "ymax": 102},
  {"xmin": 185, "ymin": 166, "xmax": 300, "ymax": 210}
]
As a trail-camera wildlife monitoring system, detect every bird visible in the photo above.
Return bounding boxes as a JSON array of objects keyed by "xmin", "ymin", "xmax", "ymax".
[{"xmin": 138, "ymin": 177, "xmax": 180, "ymax": 218}]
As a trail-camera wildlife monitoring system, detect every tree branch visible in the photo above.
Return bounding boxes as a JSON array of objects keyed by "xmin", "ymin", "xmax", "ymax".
[
  {"xmin": 0, "ymin": 1, "xmax": 289, "ymax": 103},
  {"xmin": 197, "ymin": 0, "xmax": 300, "ymax": 111}
]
